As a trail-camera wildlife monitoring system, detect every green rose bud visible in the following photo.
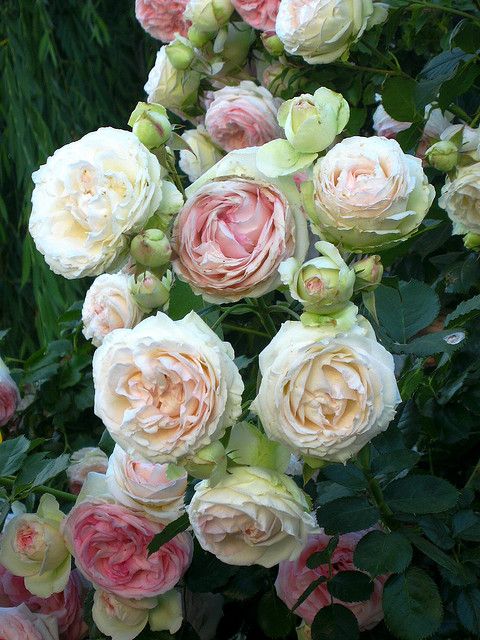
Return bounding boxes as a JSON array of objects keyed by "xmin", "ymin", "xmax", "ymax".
[
  {"xmin": 227, "ymin": 422, "xmax": 290, "ymax": 472},
  {"xmin": 130, "ymin": 229, "xmax": 172, "ymax": 268},
  {"xmin": 300, "ymin": 302, "xmax": 358, "ymax": 332},
  {"xmin": 130, "ymin": 271, "xmax": 172, "ymax": 313},
  {"xmin": 261, "ymin": 31, "xmax": 285, "ymax": 57},
  {"xmin": 166, "ymin": 36, "xmax": 196, "ymax": 70},
  {"xmin": 187, "ymin": 25, "xmax": 215, "ymax": 46},
  {"xmin": 184, "ymin": 441, "xmax": 227, "ymax": 479},
  {"xmin": 279, "ymin": 240, "xmax": 355, "ymax": 313},
  {"xmin": 353, "ymin": 255, "xmax": 383, "ymax": 292},
  {"xmin": 128, "ymin": 102, "xmax": 172, "ymax": 150},
  {"xmin": 426, "ymin": 140, "xmax": 459, "ymax": 172},
  {"xmin": 277, "ymin": 87, "xmax": 350, "ymax": 154},
  {"xmin": 185, "ymin": 0, "xmax": 233, "ymax": 35},
  {"xmin": 464, "ymin": 232, "xmax": 480, "ymax": 251}
]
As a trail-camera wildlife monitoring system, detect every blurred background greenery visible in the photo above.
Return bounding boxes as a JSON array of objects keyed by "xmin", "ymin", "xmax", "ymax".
[{"xmin": 0, "ymin": 0, "xmax": 157, "ymax": 356}]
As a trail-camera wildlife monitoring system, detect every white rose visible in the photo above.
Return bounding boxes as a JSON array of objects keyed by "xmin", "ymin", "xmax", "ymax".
[
  {"xmin": 310, "ymin": 136, "xmax": 435, "ymax": 251},
  {"xmin": 93, "ymin": 311, "xmax": 243, "ymax": 463},
  {"xmin": 187, "ymin": 466, "xmax": 318, "ymax": 567},
  {"xmin": 144, "ymin": 46, "xmax": 201, "ymax": 117},
  {"xmin": 106, "ymin": 445, "xmax": 187, "ymax": 523},
  {"xmin": 373, "ymin": 99, "xmax": 453, "ymax": 142},
  {"xmin": 92, "ymin": 590, "xmax": 158, "ymax": 640},
  {"xmin": 29, "ymin": 128, "xmax": 163, "ymax": 279},
  {"xmin": 252, "ymin": 318, "xmax": 400, "ymax": 463},
  {"xmin": 439, "ymin": 162, "xmax": 480, "ymax": 235},
  {"xmin": 372, "ymin": 103, "xmax": 411, "ymax": 138},
  {"xmin": 82, "ymin": 273, "xmax": 144, "ymax": 347},
  {"xmin": 66, "ymin": 446, "xmax": 109, "ymax": 494},
  {"xmin": 276, "ymin": 0, "xmax": 387, "ymax": 65},
  {"xmin": 179, "ymin": 126, "xmax": 224, "ymax": 183}
]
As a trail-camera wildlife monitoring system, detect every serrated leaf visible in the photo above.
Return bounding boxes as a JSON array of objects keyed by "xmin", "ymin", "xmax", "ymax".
[
  {"xmin": 322, "ymin": 464, "xmax": 368, "ymax": 491},
  {"xmin": 15, "ymin": 453, "xmax": 70, "ymax": 488},
  {"xmin": 452, "ymin": 510, "xmax": 480, "ymax": 541},
  {"xmin": 148, "ymin": 513, "xmax": 190, "ymax": 554},
  {"xmin": 393, "ymin": 330, "xmax": 467, "ymax": 356},
  {"xmin": 0, "ymin": 436, "xmax": 30, "ymax": 476},
  {"xmin": 445, "ymin": 294, "xmax": 480, "ymax": 328},
  {"xmin": 383, "ymin": 475, "xmax": 458, "ymax": 515},
  {"xmin": 327, "ymin": 571, "xmax": 373, "ymax": 603},
  {"xmin": 354, "ymin": 531, "xmax": 412, "ymax": 576},
  {"xmin": 383, "ymin": 568, "xmax": 443, "ymax": 640},
  {"xmin": 456, "ymin": 589, "xmax": 480, "ymax": 635},
  {"xmin": 317, "ymin": 497, "xmax": 380, "ymax": 535},
  {"xmin": 402, "ymin": 531, "xmax": 461, "ymax": 574},
  {"xmin": 311, "ymin": 604, "xmax": 359, "ymax": 640},
  {"xmin": 257, "ymin": 591, "xmax": 296, "ymax": 639}
]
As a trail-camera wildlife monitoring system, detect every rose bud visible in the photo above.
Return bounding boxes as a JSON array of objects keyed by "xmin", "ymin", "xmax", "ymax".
[
  {"xmin": 0, "ymin": 357, "xmax": 20, "ymax": 428},
  {"xmin": 279, "ymin": 241, "xmax": 355, "ymax": 314},
  {"xmin": 185, "ymin": 0, "xmax": 234, "ymax": 35},
  {"xmin": 92, "ymin": 589, "xmax": 159, "ymax": 640},
  {"xmin": 353, "ymin": 255, "xmax": 383, "ymax": 292},
  {"xmin": 426, "ymin": 140, "xmax": 458, "ymax": 172},
  {"xmin": 130, "ymin": 270, "xmax": 172, "ymax": 313},
  {"xmin": 130, "ymin": 229, "xmax": 172, "ymax": 268},
  {"xmin": 261, "ymin": 31, "xmax": 284, "ymax": 57},
  {"xmin": 166, "ymin": 36, "xmax": 196, "ymax": 70},
  {"xmin": 277, "ymin": 88, "xmax": 350, "ymax": 154},
  {"xmin": 128, "ymin": 102, "xmax": 172, "ymax": 150},
  {"xmin": 464, "ymin": 232, "xmax": 480, "ymax": 251}
]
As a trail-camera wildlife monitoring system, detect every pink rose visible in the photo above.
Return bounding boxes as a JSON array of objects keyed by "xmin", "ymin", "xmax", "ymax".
[
  {"xmin": 231, "ymin": 0, "xmax": 280, "ymax": 30},
  {"xmin": 0, "ymin": 603, "xmax": 59, "ymax": 639},
  {"xmin": 63, "ymin": 501, "xmax": 193, "ymax": 599},
  {"xmin": 66, "ymin": 447, "xmax": 109, "ymax": 495},
  {"xmin": 204, "ymin": 81, "xmax": 283, "ymax": 152},
  {"xmin": 135, "ymin": 0, "xmax": 190, "ymax": 42},
  {"xmin": 372, "ymin": 103, "xmax": 410, "ymax": 139},
  {"xmin": 275, "ymin": 531, "xmax": 388, "ymax": 631},
  {"xmin": 0, "ymin": 358, "xmax": 20, "ymax": 427},
  {"xmin": 0, "ymin": 566, "xmax": 87, "ymax": 640}
]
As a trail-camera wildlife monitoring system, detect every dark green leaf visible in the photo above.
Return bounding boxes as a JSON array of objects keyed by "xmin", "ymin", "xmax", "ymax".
[
  {"xmin": 383, "ymin": 475, "xmax": 458, "ymax": 514},
  {"xmin": 322, "ymin": 464, "xmax": 368, "ymax": 491},
  {"xmin": 257, "ymin": 591, "xmax": 296, "ymax": 639},
  {"xmin": 317, "ymin": 497, "xmax": 380, "ymax": 535},
  {"xmin": 0, "ymin": 436, "xmax": 30, "ymax": 476},
  {"xmin": 402, "ymin": 531, "xmax": 461, "ymax": 574},
  {"xmin": 383, "ymin": 568, "xmax": 443, "ymax": 640},
  {"xmin": 168, "ymin": 279, "xmax": 204, "ymax": 320},
  {"xmin": 382, "ymin": 77, "xmax": 418, "ymax": 121},
  {"xmin": 456, "ymin": 589, "xmax": 480, "ymax": 635},
  {"xmin": 311, "ymin": 604, "xmax": 359, "ymax": 640},
  {"xmin": 445, "ymin": 294, "xmax": 480, "ymax": 328},
  {"xmin": 293, "ymin": 577, "xmax": 327, "ymax": 611},
  {"xmin": 354, "ymin": 531, "xmax": 412, "ymax": 576},
  {"xmin": 327, "ymin": 571, "xmax": 373, "ymax": 603},
  {"xmin": 306, "ymin": 535, "xmax": 339, "ymax": 569},
  {"xmin": 452, "ymin": 510, "xmax": 480, "ymax": 541},
  {"xmin": 316, "ymin": 482, "xmax": 354, "ymax": 506},
  {"xmin": 148, "ymin": 513, "xmax": 190, "ymax": 554}
]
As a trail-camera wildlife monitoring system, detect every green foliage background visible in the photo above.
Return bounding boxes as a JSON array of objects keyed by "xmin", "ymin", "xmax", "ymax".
[{"xmin": 0, "ymin": 0, "xmax": 156, "ymax": 356}]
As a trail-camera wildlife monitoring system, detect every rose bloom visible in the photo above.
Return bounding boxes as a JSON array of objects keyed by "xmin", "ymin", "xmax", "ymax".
[
  {"xmin": 82, "ymin": 273, "xmax": 144, "ymax": 347},
  {"xmin": 204, "ymin": 81, "xmax": 283, "ymax": 152},
  {"xmin": 67, "ymin": 447, "xmax": 109, "ymax": 495},
  {"xmin": 0, "ymin": 566, "xmax": 87, "ymax": 640},
  {"xmin": 0, "ymin": 603, "xmax": 59, "ymax": 640},
  {"xmin": 29, "ymin": 128, "xmax": 164, "ymax": 279},
  {"xmin": 106, "ymin": 445, "xmax": 187, "ymax": 523},
  {"xmin": 252, "ymin": 318, "xmax": 400, "ymax": 463},
  {"xmin": 276, "ymin": 531, "xmax": 388, "ymax": 630},
  {"xmin": 187, "ymin": 466, "xmax": 318, "ymax": 567},
  {"xmin": 179, "ymin": 126, "xmax": 224, "ymax": 183},
  {"xmin": 0, "ymin": 357, "xmax": 20, "ymax": 427},
  {"xmin": 92, "ymin": 590, "xmax": 158, "ymax": 640},
  {"xmin": 135, "ymin": 0, "xmax": 190, "ymax": 42},
  {"xmin": 172, "ymin": 148, "xmax": 308, "ymax": 303},
  {"xmin": 63, "ymin": 499, "xmax": 193, "ymax": 599},
  {"xmin": 231, "ymin": 0, "xmax": 280, "ymax": 31},
  {"xmin": 93, "ymin": 311, "xmax": 243, "ymax": 463},
  {"xmin": 439, "ymin": 162, "xmax": 480, "ymax": 236},
  {"xmin": 311, "ymin": 136, "xmax": 435, "ymax": 251},
  {"xmin": 276, "ymin": 0, "xmax": 387, "ymax": 65}
]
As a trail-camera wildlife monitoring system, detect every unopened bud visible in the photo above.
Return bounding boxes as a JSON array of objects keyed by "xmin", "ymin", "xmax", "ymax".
[
  {"xmin": 166, "ymin": 37, "xmax": 195, "ymax": 70},
  {"xmin": 464, "ymin": 232, "xmax": 480, "ymax": 251},
  {"xmin": 187, "ymin": 25, "xmax": 214, "ymax": 46},
  {"xmin": 426, "ymin": 140, "xmax": 458, "ymax": 172},
  {"xmin": 130, "ymin": 229, "xmax": 172, "ymax": 268},
  {"xmin": 128, "ymin": 102, "xmax": 172, "ymax": 150},
  {"xmin": 130, "ymin": 271, "xmax": 171, "ymax": 312},
  {"xmin": 184, "ymin": 441, "xmax": 226, "ymax": 479},
  {"xmin": 353, "ymin": 255, "xmax": 383, "ymax": 292},
  {"xmin": 261, "ymin": 31, "xmax": 284, "ymax": 57}
]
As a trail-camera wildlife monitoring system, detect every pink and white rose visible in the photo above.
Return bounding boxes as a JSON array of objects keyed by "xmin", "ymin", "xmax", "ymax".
[
  {"xmin": 204, "ymin": 81, "xmax": 283, "ymax": 152},
  {"xmin": 0, "ymin": 358, "xmax": 19, "ymax": 428},
  {"xmin": 231, "ymin": 0, "xmax": 280, "ymax": 31},
  {"xmin": 106, "ymin": 445, "xmax": 187, "ymax": 523},
  {"xmin": 135, "ymin": 0, "xmax": 190, "ymax": 42},
  {"xmin": 172, "ymin": 148, "xmax": 309, "ymax": 303},
  {"xmin": 0, "ymin": 603, "xmax": 59, "ymax": 640},
  {"xmin": 67, "ymin": 447, "xmax": 109, "ymax": 495},
  {"xmin": 276, "ymin": 531, "xmax": 388, "ymax": 630},
  {"xmin": 63, "ymin": 499, "xmax": 193, "ymax": 599}
]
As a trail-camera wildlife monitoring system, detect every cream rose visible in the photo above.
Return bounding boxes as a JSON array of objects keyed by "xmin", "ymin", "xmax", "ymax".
[
  {"xmin": 106, "ymin": 445, "xmax": 187, "ymax": 523},
  {"xmin": 82, "ymin": 273, "xmax": 144, "ymax": 347},
  {"xmin": 92, "ymin": 590, "xmax": 158, "ymax": 640},
  {"xmin": 439, "ymin": 162, "xmax": 480, "ymax": 235},
  {"xmin": 252, "ymin": 318, "xmax": 400, "ymax": 463},
  {"xmin": 93, "ymin": 311, "xmax": 243, "ymax": 463},
  {"xmin": 178, "ymin": 126, "xmax": 224, "ymax": 183},
  {"xmin": 204, "ymin": 81, "xmax": 283, "ymax": 152},
  {"xmin": 187, "ymin": 466, "xmax": 318, "ymax": 567},
  {"xmin": 172, "ymin": 148, "xmax": 309, "ymax": 303},
  {"xmin": 144, "ymin": 46, "xmax": 201, "ymax": 117},
  {"xmin": 67, "ymin": 446, "xmax": 109, "ymax": 494},
  {"xmin": 29, "ymin": 128, "xmax": 164, "ymax": 279},
  {"xmin": 275, "ymin": 0, "xmax": 387, "ymax": 65},
  {"xmin": 310, "ymin": 136, "xmax": 434, "ymax": 251}
]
